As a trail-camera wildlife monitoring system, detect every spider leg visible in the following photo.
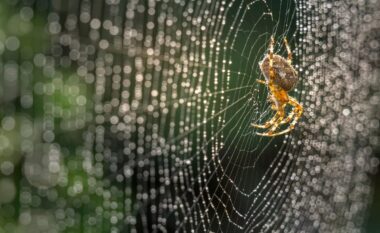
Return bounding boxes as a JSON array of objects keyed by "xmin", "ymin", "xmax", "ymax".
[
  {"xmin": 256, "ymin": 79, "xmax": 266, "ymax": 85},
  {"xmin": 284, "ymin": 37, "xmax": 292, "ymax": 65},
  {"xmin": 269, "ymin": 36, "xmax": 275, "ymax": 80},
  {"xmin": 280, "ymin": 106, "xmax": 296, "ymax": 125},
  {"xmin": 251, "ymin": 112, "xmax": 280, "ymax": 129},
  {"xmin": 256, "ymin": 105, "xmax": 285, "ymax": 136},
  {"xmin": 264, "ymin": 97, "xmax": 303, "ymax": 136}
]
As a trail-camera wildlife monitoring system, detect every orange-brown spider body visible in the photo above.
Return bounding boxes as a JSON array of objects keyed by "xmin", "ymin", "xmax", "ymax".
[
  {"xmin": 260, "ymin": 55, "xmax": 298, "ymax": 91},
  {"xmin": 252, "ymin": 37, "xmax": 303, "ymax": 136}
]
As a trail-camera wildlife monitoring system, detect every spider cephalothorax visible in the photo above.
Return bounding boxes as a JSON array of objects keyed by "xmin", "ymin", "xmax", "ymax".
[{"xmin": 252, "ymin": 36, "xmax": 303, "ymax": 136}]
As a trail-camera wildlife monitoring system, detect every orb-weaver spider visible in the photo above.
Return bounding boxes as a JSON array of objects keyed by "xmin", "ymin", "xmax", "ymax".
[{"xmin": 252, "ymin": 36, "xmax": 303, "ymax": 136}]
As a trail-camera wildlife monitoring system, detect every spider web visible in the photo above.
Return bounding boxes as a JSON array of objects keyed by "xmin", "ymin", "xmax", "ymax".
[{"xmin": 0, "ymin": 0, "xmax": 379, "ymax": 233}]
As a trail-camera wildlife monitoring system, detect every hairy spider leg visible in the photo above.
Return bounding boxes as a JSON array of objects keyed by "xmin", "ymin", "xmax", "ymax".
[
  {"xmin": 283, "ymin": 37, "xmax": 292, "ymax": 65},
  {"xmin": 269, "ymin": 36, "xmax": 275, "ymax": 80},
  {"xmin": 256, "ymin": 79, "xmax": 266, "ymax": 85},
  {"xmin": 280, "ymin": 99, "xmax": 298, "ymax": 125},
  {"xmin": 280, "ymin": 109, "xmax": 295, "ymax": 125},
  {"xmin": 252, "ymin": 79, "xmax": 284, "ymax": 129},
  {"xmin": 252, "ymin": 103, "xmax": 295, "ymax": 128},
  {"xmin": 256, "ymin": 104, "xmax": 286, "ymax": 136},
  {"xmin": 256, "ymin": 36, "xmax": 275, "ymax": 86},
  {"xmin": 263, "ymin": 97, "xmax": 303, "ymax": 136},
  {"xmin": 251, "ymin": 111, "xmax": 281, "ymax": 129},
  {"xmin": 251, "ymin": 87, "xmax": 297, "ymax": 127}
]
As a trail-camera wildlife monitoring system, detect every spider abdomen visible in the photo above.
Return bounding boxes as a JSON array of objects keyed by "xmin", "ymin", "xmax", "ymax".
[{"xmin": 259, "ymin": 55, "xmax": 298, "ymax": 91}]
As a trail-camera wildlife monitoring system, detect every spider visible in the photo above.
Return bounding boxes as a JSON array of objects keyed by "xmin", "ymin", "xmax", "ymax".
[{"xmin": 252, "ymin": 36, "xmax": 303, "ymax": 136}]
